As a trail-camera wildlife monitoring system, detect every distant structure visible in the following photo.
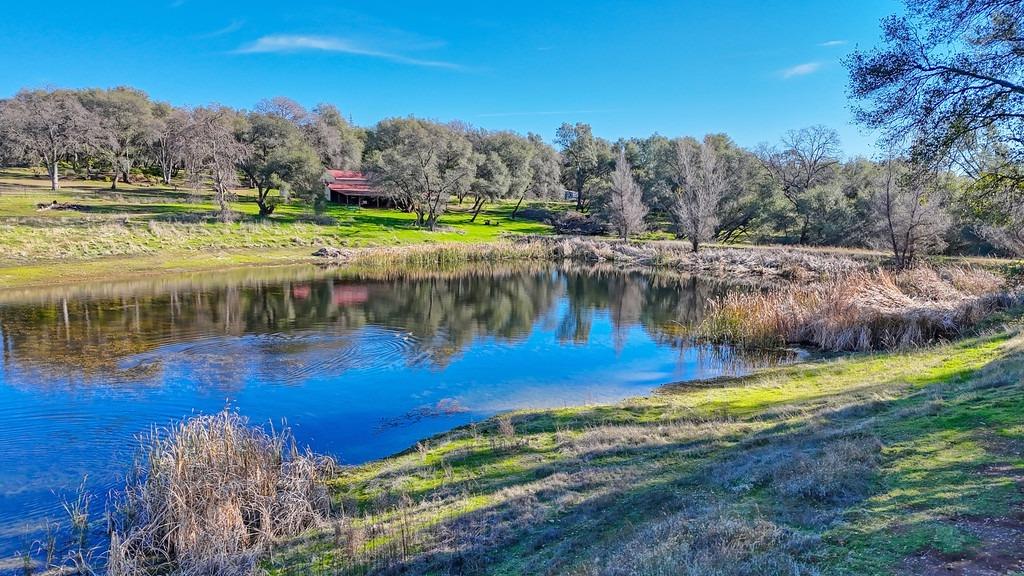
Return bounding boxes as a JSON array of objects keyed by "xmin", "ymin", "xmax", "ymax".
[{"xmin": 323, "ymin": 170, "xmax": 389, "ymax": 206}]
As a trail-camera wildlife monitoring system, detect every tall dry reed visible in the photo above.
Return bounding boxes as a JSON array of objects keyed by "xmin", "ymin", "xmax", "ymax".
[
  {"xmin": 106, "ymin": 411, "xmax": 335, "ymax": 576},
  {"xmin": 698, "ymin": 266, "xmax": 1018, "ymax": 351}
]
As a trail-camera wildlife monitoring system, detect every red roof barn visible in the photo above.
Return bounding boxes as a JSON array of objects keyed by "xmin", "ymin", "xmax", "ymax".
[{"xmin": 324, "ymin": 170, "xmax": 388, "ymax": 205}]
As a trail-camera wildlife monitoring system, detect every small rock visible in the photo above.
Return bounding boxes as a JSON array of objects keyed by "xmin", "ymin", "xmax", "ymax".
[{"xmin": 312, "ymin": 247, "xmax": 344, "ymax": 259}]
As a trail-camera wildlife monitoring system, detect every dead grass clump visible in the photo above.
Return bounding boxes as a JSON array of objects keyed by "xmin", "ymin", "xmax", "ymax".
[
  {"xmin": 542, "ymin": 236, "xmax": 866, "ymax": 280},
  {"xmin": 590, "ymin": 508, "xmax": 819, "ymax": 576},
  {"xmin": 772, "ymin": 436, "xmax": 882, "ymax": 503},
  {"xmin": 699, "ymin": 265, "xmax": 1018, "ymax": 351},
  {"xmin": 106, "ymin": 410, "xmax": 336, "ymax": 576}
]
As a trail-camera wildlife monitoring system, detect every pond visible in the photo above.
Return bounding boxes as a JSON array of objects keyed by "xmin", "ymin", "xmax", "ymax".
[{"xmin": 0, "ymin": 262, "xmax": 791, "ymax": 568}]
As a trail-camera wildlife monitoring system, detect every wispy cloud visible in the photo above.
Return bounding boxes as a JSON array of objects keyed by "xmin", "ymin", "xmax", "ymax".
[
  {"xmin": 818, "ymin": 39, "xmax": 847, "ymax": 47},
  {"xmin": 235, "ymin": 34, "xmax": 462, "ymax": 69},
  {"xmin": 781, "ymin": 62, "xmax": 822, "ymax": 78},
  {"xmin": 199, "ymin": 19, "xmax": 244, "ymax": 39}
]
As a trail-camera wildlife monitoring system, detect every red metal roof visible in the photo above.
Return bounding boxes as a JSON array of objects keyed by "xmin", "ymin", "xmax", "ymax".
[
  {"xmin": 328, "ymin": 183, "xmax": 378, "ymax": 194},
  {"xmin": 327, "ymin": 169, "xmax": 364, "ymax": 179},
  {"xmin": 325, "ymin": 169, "xmax": 386, "ymax": 197}
]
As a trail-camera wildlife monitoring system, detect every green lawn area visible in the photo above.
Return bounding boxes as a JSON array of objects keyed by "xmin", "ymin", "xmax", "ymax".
[
  {"xmin": 265, "ymin": 320, "xmax": 1024, "ymax": 575},
  {"xmin": 0, "ymin": 168, "xmax": 562, "ymax": 287}
]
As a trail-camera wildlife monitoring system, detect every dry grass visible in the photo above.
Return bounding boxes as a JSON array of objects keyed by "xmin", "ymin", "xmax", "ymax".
[
  {"xmin": 698, "ymin": 265, "xmax": 1019, "ymax": 350},
  {"xmin": 343, "ymin": 239, "xmax": 552, "ymax": 268},
  {"xmin": 106, "ymin": 411, "xmax": 335, "ymax": 576},
  {"xmin": 257, "ymin": 326, "xmax": 1022, "ymax": 575},
  {"xmin": 544, "ymin": 237, "xmax": 869, "ymax": 280},
  {"xmin": 583, "ymin": 508, "xmax": 820, "ymax": 576}
]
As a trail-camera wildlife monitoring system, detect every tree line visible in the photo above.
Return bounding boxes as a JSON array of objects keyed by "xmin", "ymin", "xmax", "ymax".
[{"xmin": 2, "ymin": 0, "xmax": 1021, "ymax": 268}]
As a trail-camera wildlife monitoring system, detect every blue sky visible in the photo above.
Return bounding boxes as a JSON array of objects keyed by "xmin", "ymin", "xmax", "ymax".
[{"xmin": 0, "ymin": 0, "xmax": 899, "ymax": 156}]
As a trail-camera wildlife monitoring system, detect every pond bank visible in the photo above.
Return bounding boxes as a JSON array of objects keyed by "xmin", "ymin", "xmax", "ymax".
[
  {"xmin": 264, "ymin": 319, "xmax": 1024, "ymax": 575},
  {"xmin": 2, "ymin": 234, "xmax": 1012, "ymax": 292}
]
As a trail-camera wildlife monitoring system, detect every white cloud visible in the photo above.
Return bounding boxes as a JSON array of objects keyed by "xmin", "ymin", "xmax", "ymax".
[
  {"xmin": 818, "ymin": 40, "xmax": 848, "ymax": 47},
  {"xmin": 781, "ymin": 62, "xmax": 822, "ymax": 78},
  {"xmin": 199, "ymin": 20, "xmax": 244, "ymax": 39},
  {"xmin": 235, "ymin": 35, "xmax": 462, "ymax": 70}
]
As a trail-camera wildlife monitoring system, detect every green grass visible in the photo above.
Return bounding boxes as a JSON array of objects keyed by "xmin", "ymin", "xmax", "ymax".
[
  {"xmin": 263, "ymin": 323, "xmax": 1024, "ymax": 575},
  {"xmin": 0, "ymin": 168, "xmax": 561, "ymax": 287}
]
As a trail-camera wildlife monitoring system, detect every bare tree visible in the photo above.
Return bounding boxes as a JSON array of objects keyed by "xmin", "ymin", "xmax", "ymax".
[
  {"xmin": 151, "ymin": 103, "xmax": 188, "ymax": 185},
  {"xmin": 605, "ymin": 150, "xmax": 648, "ymax": 240},
  {"xmin": 180, "ymin": 107, "xmax": 247, "ymax": 219},
  {"xmin": 673, "ymin": 136, "xmax": 728, "ymax": 251},
  {"xmin": 0, "ymin": 89, "xmax": 91, "ymax": 190},
  {"xmin": 873, "ymin": 158, "xmax": 952, "ymax": 268},
  {"xmin": 757, "ymin": 125, "xmax": 840, "ymax": 244}
]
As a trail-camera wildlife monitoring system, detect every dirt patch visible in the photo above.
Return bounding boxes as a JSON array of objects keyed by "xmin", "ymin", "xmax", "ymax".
[{"xmin": 900, "ymin": 513, "xmax": 1024, "ymax": 575}]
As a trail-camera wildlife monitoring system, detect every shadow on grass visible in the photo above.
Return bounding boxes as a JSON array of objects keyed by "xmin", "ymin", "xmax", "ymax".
[{"xmin": 267, "ymin": 329, "xmax": 1024, "ymax": 575}]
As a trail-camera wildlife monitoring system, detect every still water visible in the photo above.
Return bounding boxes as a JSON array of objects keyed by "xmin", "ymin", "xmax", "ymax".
[{"xmin": 0, "ymin": 263, "xmax": 782, "ymax": 565}]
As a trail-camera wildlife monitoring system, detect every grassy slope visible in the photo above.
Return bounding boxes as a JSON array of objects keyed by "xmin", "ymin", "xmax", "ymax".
[
  {"xmin": 267, "ymin": 319, "xmax": 1024, "ymax": 575},
  {"xmin": 1, "ymin": 169, "xmax": 1014, "ymax": 288},
  {"xmin": 0, "ymin": 169, "xmax": 555, "ymax": 287}
]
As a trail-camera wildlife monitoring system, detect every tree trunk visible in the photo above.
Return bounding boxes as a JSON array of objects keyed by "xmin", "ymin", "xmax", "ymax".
[
  {"xmin": 216, "ymin": 186, "xmax": 231, "ymax": 221},
  {"xmin": 691, "ymin": 237, "xmax": 700, "ymax": 252},
  {"xmin": 110, "ymin": 176, "xmax": 118, "ymax": 191},
  {"xmin": 256, "ymin": 188, "xmax": 275, "ymax": 217},
  {"xmin": 49, "ymin": 163, "xmax": 59, "ymax": 191},
  {"xmin": 469, "ymin": 197, "xmax": 485, "ymax": 223},
  {"xmin": 798, "ymin": 216, "xmax": 810, "ymax": 245},
  {"xmin": 511, "ymin": 194, "xmax": 525, "ymax": 219}
]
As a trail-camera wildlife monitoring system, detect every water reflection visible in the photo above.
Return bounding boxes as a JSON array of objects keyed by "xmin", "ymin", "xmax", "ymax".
[
  {"xmin": 0, "ymin": 264, "xmax": 749, "ymax": 388},
  {"xmin": 0, "ymin": 263, "xmax": 793, "ymax": 568}
]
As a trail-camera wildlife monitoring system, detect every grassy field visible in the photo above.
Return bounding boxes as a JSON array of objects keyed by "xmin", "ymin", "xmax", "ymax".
[
  {"xmin": 262, "ymin": 315, "xmax": 1024, "ymax": 575},
  {"xmin": 1, "ymin": 168, "xmax": 1016, "ymax": 290},
  {"xmin": 0, "ymin": 168, "xmax": 557, "ymax": 287}
]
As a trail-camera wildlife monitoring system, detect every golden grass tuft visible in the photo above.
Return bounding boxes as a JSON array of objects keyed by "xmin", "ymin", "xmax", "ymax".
[
  {"xmin": 106, "ymin": 411, "xmax": 335, "ymax": 576},
  {"xmin": 698, "ymin": 265, "xmax": 1018, "ymax": 351}
]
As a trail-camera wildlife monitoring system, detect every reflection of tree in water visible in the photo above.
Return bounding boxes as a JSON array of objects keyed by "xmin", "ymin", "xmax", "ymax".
[
  {"xmin": 556, "ymin": 267, "xmax": 730, "ymax": 348},
  {"xmin": 0, "ymin": 265, "xmax": 564, "ymax": 386},
  {"xmin": 0, "ymin": 263, "xmax": 767, "ymax": 389}
]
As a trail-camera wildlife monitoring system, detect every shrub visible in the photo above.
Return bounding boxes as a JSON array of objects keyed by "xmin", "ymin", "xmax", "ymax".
[{"xmin": 107, "ymin": 411, "xmax": 335, "ymax": 576}]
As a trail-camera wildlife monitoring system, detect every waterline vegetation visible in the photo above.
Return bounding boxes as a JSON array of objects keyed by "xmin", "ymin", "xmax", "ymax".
[
  {"xmin": 85, "ymin": 316, "xmax": 1022, "ymax": 575},
  {"xmin": 696, "ymin": 265, "xmax": 1021, "ymax": 350},
  {"xmin": 106, "ymin": 412, "xmax": 336, "ymax": 576},
  {"xmin": 277, "ymin": 321, "xmax": 1023, "ymax": 574}
]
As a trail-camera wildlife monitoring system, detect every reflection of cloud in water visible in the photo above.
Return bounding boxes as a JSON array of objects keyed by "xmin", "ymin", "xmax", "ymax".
[
  {"xmin": 458, "ymin": 359, "xmax": 684, "ymax": 412},
  {"xmin": 123, "ymin": 327, "xmax": 427, "ymax": 391}
]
